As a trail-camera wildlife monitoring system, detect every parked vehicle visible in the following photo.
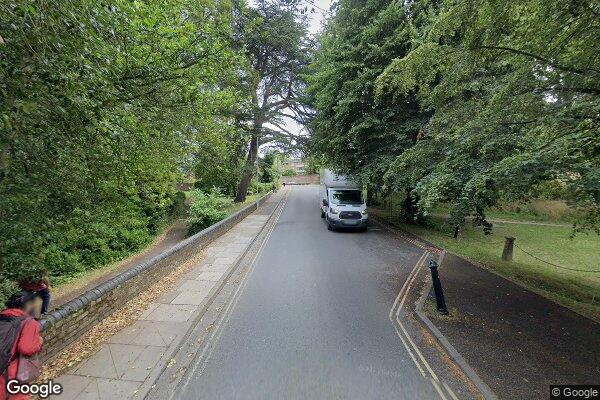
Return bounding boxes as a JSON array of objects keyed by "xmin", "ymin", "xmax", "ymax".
[{"xmin": 320, "ymin": 169, "xmax": 368, "ymax": 231}]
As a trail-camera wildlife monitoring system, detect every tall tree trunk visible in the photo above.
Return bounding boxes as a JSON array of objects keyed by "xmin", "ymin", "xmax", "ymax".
[{"xmin": 234, "ymin": 132, "xmax": 258, "ymax": 203}]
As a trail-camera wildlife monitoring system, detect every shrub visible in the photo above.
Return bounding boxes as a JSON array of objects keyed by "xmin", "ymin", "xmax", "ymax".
[
  {"xmin": 249, "ymin": 181, "xmax": 274, "ymax": 196},
  {"xmin": 282, "ymin": 168, "xmax": 297, "ymax": 176},
  {"xmin": 187, "ymin": 189, "xmax": 232, "ymax": 236},
  {"xmin": 169, "ymin": 191, "xmax": 187, "ymax": 218},
  {"xmin": 0, "ymin": 277, "xmax": 19, "ymax": 309}
]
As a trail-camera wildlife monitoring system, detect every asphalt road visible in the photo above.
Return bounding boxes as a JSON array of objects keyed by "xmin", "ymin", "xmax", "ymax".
[{"xmin": 177, "ymin": 186, "xmax": 442, "ymax": 399}]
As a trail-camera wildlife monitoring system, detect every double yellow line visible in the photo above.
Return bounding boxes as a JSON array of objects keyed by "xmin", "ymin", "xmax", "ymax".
[{"xmin": 389, "ymin": 251, "xmax": 459, "ymax": 400}]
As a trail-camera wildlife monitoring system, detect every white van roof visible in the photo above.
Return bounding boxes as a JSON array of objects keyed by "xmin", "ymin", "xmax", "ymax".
[{"xmin": 320, "ymin": 169, "xmax": 358, "ymax": 188}]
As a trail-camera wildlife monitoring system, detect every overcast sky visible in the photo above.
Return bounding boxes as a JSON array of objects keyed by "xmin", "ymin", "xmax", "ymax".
[{"xmin": 304, "ymin": 0, "xmax": 333, "ymax": 35}]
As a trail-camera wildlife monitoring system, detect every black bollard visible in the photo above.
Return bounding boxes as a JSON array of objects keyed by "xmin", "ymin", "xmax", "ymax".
[
  {"xmin": 428, "ymin": 260, "xmax": 449, "ymax": 315},
  {"xmin": 453, "ymin": 225, "xmax": 460, "ymax": 239}
]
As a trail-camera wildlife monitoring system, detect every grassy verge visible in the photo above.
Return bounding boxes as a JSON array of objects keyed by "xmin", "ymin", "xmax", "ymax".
[
  {"xmin": 431, "ymin": 199, "xmax": 579, "ymax": 224},
  {"xmin": 225, "ymin": 193, "xmax": 263, "ymax": 214},
  {"xmin": 371, "ymin": 208, "xmax": 600, "ymax": 322}
]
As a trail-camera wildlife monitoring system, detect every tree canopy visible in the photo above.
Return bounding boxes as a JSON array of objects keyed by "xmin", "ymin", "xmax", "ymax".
[
  {"xmin": 0, "ymin": 0, "xmax": 315, "ymax": 302},
  {"xmin": 308, "ymin": 0, "xmax": 599, "ymax": 230},
  {"xmin": 0, "ymin": 0, "xmax": 242, "ymax": 288},
  {"xmin": 307, "ymin": 0, "xmax": 425, "ymax": 191}
]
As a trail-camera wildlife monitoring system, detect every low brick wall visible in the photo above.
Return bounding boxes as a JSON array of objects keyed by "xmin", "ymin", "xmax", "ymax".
[{"xmin": 39, "ymin": 192, "xmax": 273, "ymax": 361}]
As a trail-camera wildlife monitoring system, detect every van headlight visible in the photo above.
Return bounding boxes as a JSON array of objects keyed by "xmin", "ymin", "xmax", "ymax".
[
  {"xmin": 330, "ymin": 208, "xmax": 339, "ymax": 214},
  {"xmin": 361, "ymin": 210, "xmax": 368, "ymax": 215}
]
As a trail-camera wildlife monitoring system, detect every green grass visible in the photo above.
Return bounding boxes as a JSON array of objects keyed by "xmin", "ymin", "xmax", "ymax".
[
  {"xmin": 225, "ymin": 193, "xmax": 264, "ymax": 214},
  {"xmin": 372, "ymin": 209, "xmax": 600, "ymax": 322},
  {"xmin": 430, "ymin": 199, "xmax": 579, "ymax": 224}
]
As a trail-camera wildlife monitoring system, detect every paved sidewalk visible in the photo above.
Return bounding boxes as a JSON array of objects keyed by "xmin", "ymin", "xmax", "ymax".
[
  {"xmin": 427, "ymin": 253, "xmax": 600, "ymax": 400},
  {"xmin": 54, "ymin": 192, "xmax": 285, "ymax": 400}
]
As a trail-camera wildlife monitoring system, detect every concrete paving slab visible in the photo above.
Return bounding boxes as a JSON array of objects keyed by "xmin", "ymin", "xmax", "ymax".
[
  {"xmin": 223, "ymin": 243, "xmax": 248, "ymax": 252},
  {"xmin": 171, "ymin": 290, "xmax": 210, "ymax": 305},
  {"xmin": 138, "ymin": 303, "xmax": 159, "ymax": 320},
  {"xmin": 76, "ymin": 380, "xmax": 100, "ymax": 400},
  {"xmin": 121, "ymin": 345, "xmax": 165, "ymax": 382},
  {"xmin": 230, "ymin": 238, "xmax": 254, "ymax": 245},
  {"xmin": 150, "ymin": 321, "xmax": 189, "ymax": 346},
  {"xmin": 108, "ymin": 321, "xmax": 167, "ymax": 347},
  {"xmin": 53, "ymin": 374, "xmax": 93, "ymax": 400},
  {"xmin": 142, "ymin": 303, "xmax": 197, "ymax": 322},
  {"xmin": 157, "ymin": 289, "xmax": 180, "ymax": 304},
  {"xmin": 107, "ymin": 320, "xmax": 188, "ymax": 348},
  {"xmin": 204, "ymin": 264, "xmax": 230, "ymax": 274},
  {"xmin": 213, "ymin": 257, "xmax": 237, "ymax": 265},
  {"xmin": 95, "ymin": 378, "xmax": 140, "ymax": 400},
  {"xmin": 107, "ymin": 343, "xmax": 146, "ymax": 378},
  {"xmin": 74, "ymin": 346, "xmax": 118, "ymax": 379},
  {"xmin": 205, "ymin": 246, "xmax": 227, "ymax": 256},
  {"xmin": 194, "ymin": 271, "xmax": 224, "ymax": 282},
  {"xmin": 177, "ymin": 279, "xmax": 214, "ymax": 293}
]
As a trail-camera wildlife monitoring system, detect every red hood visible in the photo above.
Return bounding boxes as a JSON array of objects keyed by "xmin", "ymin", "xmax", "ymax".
[{"xmin": 0, "ymin": 308, "xmax": 28, "ymax": 318}]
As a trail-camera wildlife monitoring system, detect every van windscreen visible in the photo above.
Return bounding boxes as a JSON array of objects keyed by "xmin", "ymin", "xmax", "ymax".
[{"xmin": 330, "ymin": 190, "xmax": 362, "ymax": 205}]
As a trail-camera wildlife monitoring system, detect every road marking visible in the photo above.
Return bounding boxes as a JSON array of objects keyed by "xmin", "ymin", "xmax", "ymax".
[
  {"xmin": 389, "ymin": 250, "xmax": 455, "ymax": 400},
  {"xmin": 444, "ymin": 382, "xmax": 460, "ymax": 400},
  {"xmin": 393, "ymin": 324, "xmax": 426, "ymax": 377},
  {"xmin": 389, "ymin": 252, "xmax": 427, "ymax": 321},
  {"xmin": 172, "ymin": 191, "xmax": 289, "ymax": 399}
]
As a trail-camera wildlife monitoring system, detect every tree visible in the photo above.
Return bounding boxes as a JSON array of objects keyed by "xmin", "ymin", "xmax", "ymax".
[
  {"xmin": 260, "ymin": 151, "xmax": 283, "ymax": 184},
  {"xmin": 376, "ymin": 0, "xmax": 600, "ymax": 231},
  {"xmin": 232, "ymin": 0, "xmax": 311, "ymax": 202},
  {"xmin": 0, "ymin": 0, "xmax": 241, "ymax": 293},
  {"xmin": 307, "ymin": 0, "xmax": 599, "ymax": 232},
  {"xmin": 307, "ymin": 0, "xmax": 428, "ymax": 221}
]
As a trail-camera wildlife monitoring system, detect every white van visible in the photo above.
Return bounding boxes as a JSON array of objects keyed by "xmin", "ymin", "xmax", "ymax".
[{"xmin": 320, "ymin": 169, "xmax": 368, "ymax": 231}]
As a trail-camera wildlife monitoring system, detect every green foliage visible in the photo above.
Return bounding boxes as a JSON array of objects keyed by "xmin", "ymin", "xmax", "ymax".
[
  {"xmin": 307, "ymin": 0, "xmax": 425, "ymax": 193},
  {"xmin": 169, "ymin": 192, "xmax": 188, "ymax": 219},
  {"xmin": 376, "ymin": 0, "xmax": 600, "ymax": 231},
  {"xmin": 0, "ymin": 276, "xmax": 18, "ymax": 308},
  {"xmin": 304, "ymin": 155, "xmax": 324, "ymax": 175},
  {"xmin": 0, "ymin": 0, "xmax": 242, "ymax": 288},
  {"xmin": 187, "ymin": 189, "xmax": 232, "ymax": 236},
  {"xmin": 194, "ymin": 124, "xmax": 246, "ymax": 196},
  {"xmin": 250, "ymin": 181, "xmax": 274, "ymax": 195},
  {"xmin": 282, "ymin": 168, "xmax": 298, "ymax": 177},
  {"xmin": 309, "ymin": 0, "xmax": 600, "ymax": 232},
  {"xmin": 260, "ymin": 151, "xmax": 283, "ymax": 183}
]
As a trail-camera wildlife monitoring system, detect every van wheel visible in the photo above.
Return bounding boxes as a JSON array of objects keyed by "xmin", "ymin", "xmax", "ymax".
[
  {"xmin": 327, "ymin": 223, "xmax": 333, "ymax": 231},
  {"xmin": 321, "ymin": 210, "xmax": 325, "ymax": 218}
]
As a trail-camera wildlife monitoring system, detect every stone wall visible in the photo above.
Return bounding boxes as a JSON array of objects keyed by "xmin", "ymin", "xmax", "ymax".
[{"xmin": 39, "ymin": 193, "xmax": 272, "ymax": 361}]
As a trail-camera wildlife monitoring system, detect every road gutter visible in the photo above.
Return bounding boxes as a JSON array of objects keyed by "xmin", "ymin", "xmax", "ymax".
[{"xmin": 373, "ymin": 217, "xmax": 498, "ymax": 400}]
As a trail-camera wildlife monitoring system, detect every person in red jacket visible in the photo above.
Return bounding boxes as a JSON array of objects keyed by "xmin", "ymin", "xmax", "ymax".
[{"xmin": 0, "ymin": 292, "xmax": 43, "ymax": 400}]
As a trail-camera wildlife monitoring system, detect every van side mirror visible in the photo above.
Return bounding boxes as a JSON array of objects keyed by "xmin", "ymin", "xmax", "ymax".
[{"xmin": 322, "ymin": 199, "xmax": 328, "ymax": 207}]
